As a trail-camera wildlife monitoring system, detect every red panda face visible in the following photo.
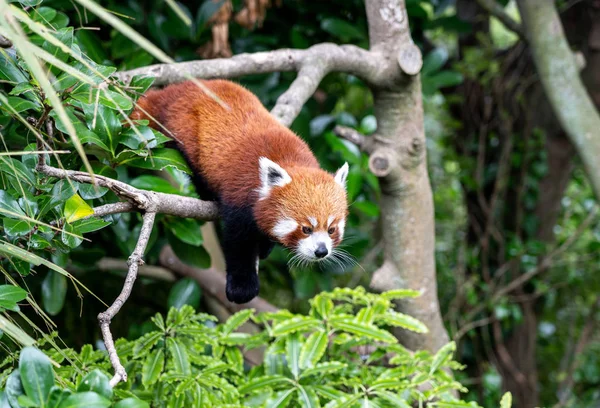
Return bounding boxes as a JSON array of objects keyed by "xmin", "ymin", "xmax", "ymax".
[{"xmin": 254, "ymin": 158, "xmax": 349, "ymax": 263}]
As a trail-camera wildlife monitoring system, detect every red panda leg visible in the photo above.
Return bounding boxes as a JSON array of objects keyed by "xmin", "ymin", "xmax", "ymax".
[{"xmin": 220, "ymin": 203, "xmax": 261, "ymax": 304}]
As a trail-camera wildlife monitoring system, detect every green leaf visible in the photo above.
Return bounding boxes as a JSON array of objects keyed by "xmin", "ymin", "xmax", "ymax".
[
  {"xmin": 266, "ymin": 389, "xmax": 295, "ymax": 408},
  {"xmin": 64, "ymin": 194, "xmax": 94, "ymax": 223},
  {"xmin": 2, "ymin": 96, "xmax": 40, "ymax": 113},
  {"xmin": 0, "ymin": 190, "xmax": 26, "ymax": 218},
  {"xmin": 320, "ymin": 18, "xmax": 365, "ymax": 41},
  {"xmin": 0, "ymin": 285, "xmax": 27, "ymax": 311},
  {"xmin": 72, "ymin": 218, "xmax": 111, "ymax": 234},
  {"xmin": 167, "ymin": 218, "xmax": 203, "ymax": 246},
  {"xmin": 381, "ymin": 289, "xmax": 421, "ymax": 300},
  {"xmin": 313, "ymin": 386, "xmax": 343, "ymax": 400},
  {"xmin": 5, "ymin": 369, "xmax": 25, "ymax": 408},
  {"xmin": 47, "ymin": 387, "xmax": 71, "ymax": 408},
  {"xmin": 61, "ymin": 223, "xmax": 83, "ymax": 248},
  {"xmin": 222, "ymin": 309, "xmax": 254, "ymax": 334},
  {"xmin": 167, "ymin": 337, "xmax": 191, "ymax": 375},
  {"xmin": 330, "ymin": 319, "xmax": 397, "ymax": 343},
  {"xmin": 500, "ymin": 392, "xmax": 512, "ymax": 408},
  {"xmin": 430, "ymin": 342, "xmax": 456, "ymax": 375},
  {"xmin": 422, "ymin": 48, "xmax": 448, "ymax": 75},
  {"xmin": 224, "ymin": 346, "xmax": 244, "ymax": 373},
  {"xmin": 297, "ymin": 387, "xmax": 320, "ymax": 408},
  {"xmin": 77, "ymin": 370, "xmax": 112, "ymax": 400},
  {"xmin": 168, "ymin": 233, "xmax": 211, "ymax": 269},
  {"xmin": 122, "ymin": 148, "xmax": 191, "ymax": 175},
  {"xmin": 239, "ymin": 375, "xmax": 291, "ymax": 394},
  {"xmin": 19, "ymin": 347, "xmax": 55, "ymax": 407},
  {"xmin": 130, "ymin": 175, "xmax": 180, "ymax": 194},
  {"xmin": 299, "ymin": 331, "xmax": 327, "ymax": 369},
  {"xmin": 133, "ymin": 331, "xmax": 162, "ymax": 358},
  {"xmin": 311, "ymin": 295, "xmax": 333, "ymax": 319},
  {"xmin": 167, "ymin": 278, "xmax": 202, "ymax": 310},
  {"xmin": 287, "ymin": 333, "xmax": 301, "ymax": 378},
  {"xmin": 300, "ymin": 362, "xmax": 346, "ymax": 378},
  {"xmin": 41, "ymin": 271, "xmax": 67, "ymax": 316},
  {"xmin": 78, "ymin": 165, "xmax": 116, "ymax": 199},
  {"xmin": 142, "ymin": 349, "xmax": 164, "ymax": 387},
  {"xmin": 381, "ymin": 311, "xmax": 428, "ymax": 334},
  {"xmin": 57, "ymin": 392, "xmax": 110, "ymax": 408},
  {"xmin": 84, "ymin": 104, "xmax": 121, "ymax": 154},
  {"xmin": 0, "ymin": 49, "xmax": 28, "ymax": 83},
  {"xmin": 272, "ymin": 316, "xmax": 322, "ymax": 336},
  {"xmin": 113, "ymin": 398, "xmax": 150, "ymax": 408},
  {"xmin": 372, "ymin": 391, "xmax": 410, "ymax": 408}
]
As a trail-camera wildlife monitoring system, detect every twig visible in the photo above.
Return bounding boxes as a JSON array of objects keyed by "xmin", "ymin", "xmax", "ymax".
[
  {"xmin": 476, "ymin": 0, "xmax": 524, "ymax": 37},
  {"xmin": 90, "ymin": 202, "xmax": 135, "ymax": 219},
  {"xmin": 99, "ymin": 211, "xmax": 156, "ymax": 386}
]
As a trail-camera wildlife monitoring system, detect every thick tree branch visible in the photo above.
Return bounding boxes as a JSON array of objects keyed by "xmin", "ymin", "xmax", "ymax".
[
  {"xmin": 476, "ymin": 0, "xmax": 524, "ymax": 37},
  {"xmin": 159, "ymin": 245, "xmax": 278, "ymax": 315},
  {"xmin": 99, "ymin": 211, "xmax": 156, "ymax": 386},
  {"xmin": 518, "ymin": 0, "xmax": 600, "ymax": 200},
  {"xmin": 37, "ymin": 164, "xmax": 219, "ymax": 220},
  {"xmin": 117, "ymin": 43, "xmax": 386, "ymax": 87}
]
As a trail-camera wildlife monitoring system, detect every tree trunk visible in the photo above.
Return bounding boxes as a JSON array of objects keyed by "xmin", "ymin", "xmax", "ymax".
[{"xmin": 365, "ymin": 0, "xmax": 449, "ymax": 352}]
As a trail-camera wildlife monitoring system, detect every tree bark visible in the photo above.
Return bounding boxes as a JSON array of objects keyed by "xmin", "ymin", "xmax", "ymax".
[{"xmin": 365, "ymin": 0, "xmax": 449, "ymax": 352}]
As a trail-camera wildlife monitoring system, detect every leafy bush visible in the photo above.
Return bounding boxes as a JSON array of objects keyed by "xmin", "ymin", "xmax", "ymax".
[{"xmin": 0, "ymin": 288, "xmax": 510, "ymax": 407}]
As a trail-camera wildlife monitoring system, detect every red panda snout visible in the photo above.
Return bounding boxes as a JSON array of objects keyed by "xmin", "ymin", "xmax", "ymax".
[{"xmin": 254, "ymin": 159, "xmax": 349, "ymax": 262}]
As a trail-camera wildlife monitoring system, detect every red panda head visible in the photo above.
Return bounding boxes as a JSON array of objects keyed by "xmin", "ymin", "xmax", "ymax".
[{"xmin": 254, "ymin": 157, "xmax": 349, "ymax": 263}]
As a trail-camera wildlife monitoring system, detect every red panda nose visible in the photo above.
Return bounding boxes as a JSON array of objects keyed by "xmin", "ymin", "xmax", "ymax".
[{"xmin": 315, "ymin": 244, "xmax": 328, "ymax": 258}]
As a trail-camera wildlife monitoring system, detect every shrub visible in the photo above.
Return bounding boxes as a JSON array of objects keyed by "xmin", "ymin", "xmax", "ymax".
[{"xmin": 0, "ymin": 287, "xmax": 510, "ymax": 407}]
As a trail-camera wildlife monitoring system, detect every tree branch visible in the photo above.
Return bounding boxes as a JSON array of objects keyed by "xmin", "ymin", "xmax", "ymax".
[
  {"xmin": 476, "ymin": 0, "xmax": 525, "ymax": 37},
  {"xmin": 37, "ymin": 164, "xmax": 219, "ymax": 220},
  {"xmin": 99, "ymin": 211, "xmax": 156, "ymax": 386},
  {"xmin": 159, "ymin": 245, "xmax": 278, "ymax": 315},
  {"xmin": 518, "ymin": 0, "xmax": 600, "ymax": 200}
]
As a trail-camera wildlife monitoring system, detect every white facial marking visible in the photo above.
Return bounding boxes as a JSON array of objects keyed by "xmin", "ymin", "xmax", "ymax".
[
  {"xmin": 308, "ymin": 216, "xmax": 317, "ymax": 227},
  {"xmin": 257, "ymin": 157, "xmax": 292, "ymax": 200},
  {"xmin": 327, "ymin": 216, "xmax": 335, "ymax": 227},
  {"xmin": 338, "ymin": 219, "xmax": 346, "ymax": 239},
  {"xmin": 297, "ymin": 231, "xmax": 332, "ymax": 261},
  {"xmin": 272, "ymin": 217, "xmax": 298, "ymax": 240},
  {"xmin": 334, "ymin": 162, "xmax": 349, "ymax": 188},
  {"xmin": 255, "ymin": 256, "xmax": 259, "ymax": 274}
]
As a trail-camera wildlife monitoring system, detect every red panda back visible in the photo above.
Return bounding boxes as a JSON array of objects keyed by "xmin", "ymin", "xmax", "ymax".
[{"xmin": 131, "ymin": 80, "xmax": 319, "ymax": 206}]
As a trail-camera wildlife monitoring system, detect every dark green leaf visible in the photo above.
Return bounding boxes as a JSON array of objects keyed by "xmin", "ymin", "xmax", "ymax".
[
  {"xmin": 6, "ymin": 370, "xmax": 24, "ymax": 408},
  {"xmin": 122, "ymin": 148, "xmax": 191, "ymax": 175},
  {"xmin": 3, "ymin": 218, "xmax": 34, "ymax": 237},
  {"xmin": 0, "ymin": 190, "xmax": 26, "ymax": 218},
  {"xmin": 61, "ymin": 222, "xmax": 83, "ymax": 248},
  {"xmin": 167, "ymin": 278, "xmax": 202, "ymax": 310},
  {"xmin": 2, "ymin": 96, "xmax": 40, "ymax": 113},
  {"xmin": 57, "ymin": 392, "xmax": 110, "ymax": 408},
  {"xmin": 142, "ymin": 349, "xmax": 164, "ymax": 387},
  {"xmin": 422, "ymin": 48, "xmax": 448, "ymax": 76},
  {"xmin": 167, "ymin": 218, "xmax": 203, "ymax": 246},
  {"xmin": 320, "ymin": 18, "xmax": 365, "ymax": 41},
  {"xmin": 168, "ymin": 233, "xmax": 211, "ymax": 269},
  {"xmin": 19, "ymin": 347, "xmax": 54, "ymax": 406},
  {"xmin": 77, "ymin": 370, "xmax": 112, "ymax": 400},
  {"xmin": 130, "ymin": 175, "xmax": 180, "ymax": 194},
  {"xmin": 0, "ymin": 49, "xmax": 28, "ymax": 83},
  {"xmin": 47, "ymin": 387, "xmax": 71, "ymax": 408},
  {"xmin": 0, "ymin": 285, "xmax": 27, "ymax": 311}
]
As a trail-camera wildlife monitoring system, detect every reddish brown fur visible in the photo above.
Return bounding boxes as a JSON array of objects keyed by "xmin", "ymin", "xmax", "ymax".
[{"xmin": 131, "ymin": 79, "xmax": 347, "ymax": 245}]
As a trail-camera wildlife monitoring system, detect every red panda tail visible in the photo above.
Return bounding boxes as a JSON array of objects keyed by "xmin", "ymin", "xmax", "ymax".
[{"xmin": 130, "ymin": 89, "xmax": 166, "ymax": 130}]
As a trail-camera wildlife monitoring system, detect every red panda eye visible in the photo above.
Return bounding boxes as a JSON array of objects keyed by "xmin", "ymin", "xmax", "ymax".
[
  {"xmin": 302, "ymin": 226, "xmax": 313, "ymax": 235},
  {"xmin": 328, "ymin": 227, "xmax": 336, "ymax": 235}
]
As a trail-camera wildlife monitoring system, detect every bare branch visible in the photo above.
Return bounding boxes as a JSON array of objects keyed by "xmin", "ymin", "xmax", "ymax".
[
  {"xmin": 97, "ymin": 257, "xmax": 176, "ymax": 282},
  {"xmin": 99, "ymin": 211, "xmax": 156, "ymax": 386},
  {"xmin": 116, "ymin": 43, "xmax": 388, "ymax": 87},
  {"xmin": 334, "ymin": 125, "xmax": 376, "ymax": 154},
  {"xmin": 37, "ymin": 164, "xmax": 219, "ymax": 220},
  {"xmin": 90, "ymin": 202, "xmax": 135, "ymax": 218},
  {"xmin": 476, "ymin": 0, "xmax": 525, "ymax": 37},
  {"xmin": 271, "ymin": 64, "xmax": 328, "ymax": 127},
  {"xmin": 159, "ymin": 245, "xmax": 278, "ymax": 315}
]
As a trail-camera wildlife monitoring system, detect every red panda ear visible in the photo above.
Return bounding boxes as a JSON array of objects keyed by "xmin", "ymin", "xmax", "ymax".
[
  {"xmin": 334, "ymin": 162, "xmax": 349, "ymax": 188},
  {"xmin": 258, "ymin": 157, "xmax": 292, "ymax": 199}
]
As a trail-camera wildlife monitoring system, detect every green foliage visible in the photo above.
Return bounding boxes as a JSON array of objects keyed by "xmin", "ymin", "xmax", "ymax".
[{"xmin": 0, "ymin": 288, "xmax": 512, "ymax": 407}]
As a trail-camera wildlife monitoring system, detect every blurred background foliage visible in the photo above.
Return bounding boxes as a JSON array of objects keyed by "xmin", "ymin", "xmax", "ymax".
[{"xmin": 0, "ymin": 0, "xmax": 599, "ymax": 407}]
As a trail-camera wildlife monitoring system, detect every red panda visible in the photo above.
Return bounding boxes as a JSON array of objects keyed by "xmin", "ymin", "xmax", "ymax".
[{"xmin": 131, "ymin": 80, "xmax": 349, "ymax": 304}]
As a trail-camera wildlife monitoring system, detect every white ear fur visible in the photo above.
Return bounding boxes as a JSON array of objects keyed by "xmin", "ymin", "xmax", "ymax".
[
  {"xmin": 334, "ymin": 162, "xmax": 349, "ymax": 188},
  {"xmin": 258, "ymin": 157, "xmax": 292, "ymax": 199}
]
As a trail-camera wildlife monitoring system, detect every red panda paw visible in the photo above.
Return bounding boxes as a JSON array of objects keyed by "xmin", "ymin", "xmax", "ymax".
[{"xmin": 226, "ymin": 272, "xmax": 259, "ymax": 304}]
